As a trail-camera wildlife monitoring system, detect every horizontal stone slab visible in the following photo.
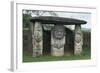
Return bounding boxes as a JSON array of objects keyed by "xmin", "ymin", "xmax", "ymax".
[{"xmin": 30, "ymin": 16, "xmax": 87, "ymax": 25}]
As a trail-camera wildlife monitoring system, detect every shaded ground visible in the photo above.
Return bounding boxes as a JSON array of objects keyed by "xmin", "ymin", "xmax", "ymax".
[{"xmin": 23, "ymin": 48, "xmax": 91, "ymax": 62}]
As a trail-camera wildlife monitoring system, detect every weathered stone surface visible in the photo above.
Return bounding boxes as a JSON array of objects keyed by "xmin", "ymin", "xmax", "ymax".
[
  {"xmin": 30, "ymin": 16, "xmax": 87, "ymax": 25},
  {"xmin": 51, "ymin": 25, "xmax": 65, "ymax": 56},
  {"xmin": 31, "ymin": 22, "xmax": 43, "ymax": 57},
  {"xmin": 29, "ymin": 16, "xmax": 87, "ymax": 56},
  {"xmin": 74, "ymin": 25, "xmax": 83, "ymax": 55}
]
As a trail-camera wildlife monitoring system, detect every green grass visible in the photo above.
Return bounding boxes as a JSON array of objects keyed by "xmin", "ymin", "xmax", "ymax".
[{"xmin": 23, "ymin": 48, "xmax": 91, "ymax": 62}]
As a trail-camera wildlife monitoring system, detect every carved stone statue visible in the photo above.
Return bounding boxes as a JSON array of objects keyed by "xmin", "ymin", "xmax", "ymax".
[
  {"xmin": 74, "ymin": 25, "xmax": 83, "ymax": 55},
  {"xmin": 51, "ymin": 25, "xmax": 65, "ymax": 56},
  {"xmin": 32, "ymin": 22, "xmax": 43, "ymax": 57}
]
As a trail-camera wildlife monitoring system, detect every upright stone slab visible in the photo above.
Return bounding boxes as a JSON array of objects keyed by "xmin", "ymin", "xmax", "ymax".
[
  {"xmin": 31, "ymin": 22, "xmax": 43, "ymax": 57},
  {"xmin": 51, "ymin": 25, "xmax": 65, "ymax": 56},
  {"xmin": 74, "ymin": 25, "xmax": 83, "ymax": 55}
]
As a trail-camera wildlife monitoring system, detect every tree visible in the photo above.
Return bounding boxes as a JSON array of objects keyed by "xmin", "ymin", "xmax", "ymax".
[
  {"xmin": 23, "ymin": 10, "xmax": 58, "ymax": 29},
  {"xmin": 23, "ymin": 13, "xmax": 32, "ymax": 28}
]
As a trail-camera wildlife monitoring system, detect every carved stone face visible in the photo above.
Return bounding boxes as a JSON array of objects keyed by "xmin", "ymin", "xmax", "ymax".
[
  {"xmin": 34, "ymin": 23, "xmax": 42, "ymax": 42},
  {"xmin": 53, "ymin": 25, "xmax": 65, "ymax": 39},
  {"xmin": 75, "ymin": 33, "xmax": 81, "ymax": 43}
]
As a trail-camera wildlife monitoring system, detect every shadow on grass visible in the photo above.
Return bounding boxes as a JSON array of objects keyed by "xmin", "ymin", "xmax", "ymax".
[{"xmin": 23, "ymin": 48, "xmax": 91, "ymax": 62}]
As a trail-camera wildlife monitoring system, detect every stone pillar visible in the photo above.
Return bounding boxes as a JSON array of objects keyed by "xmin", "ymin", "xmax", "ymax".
[
  {"xmin": 74, "ymin": 25, "xmax": 83, "ymax": 55},
  {"xmin": 51, "ymin": 25, "xmax": 65, "ymax": 56},
  {"xmin": 31, "ymin": 22, "xmax": 43, "ymax": 57}
]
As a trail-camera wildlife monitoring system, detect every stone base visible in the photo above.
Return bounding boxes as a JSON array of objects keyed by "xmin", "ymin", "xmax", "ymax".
[
  {"xmin": 51, "ymin": 47, "xmax": 64, "ymax": 56},
  {"xmin": 32, "ymin": 49, "xmax": 43, "ymax": 57},
  {"xmin": 74, "ymin": 45, "xmax": 82, "ymax": 55}
]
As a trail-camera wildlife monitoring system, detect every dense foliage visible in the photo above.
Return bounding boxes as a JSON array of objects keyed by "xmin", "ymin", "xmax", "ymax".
[{"xmin": 23, "ymin": 14, "xmax": 32, "ymax": 28}]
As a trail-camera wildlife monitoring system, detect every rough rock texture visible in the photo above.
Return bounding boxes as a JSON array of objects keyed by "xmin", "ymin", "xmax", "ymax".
[
  {"xmin": 29, "ymin": 16, "xmax": 86, "ymax": 56},
  {"xmin": 51, "ymin": 25, "xmax": 65, "ymax": 56},
  {"xmin": 31, "ymin": 22, "xmax": 43, "ymax": 57},
  {"xmin": 30, "ymin": 16, "xmax": 87, "ymax": 25},
  {"xmin": 74, "ymin": 25, "xmax": 83, "ymax": 55}
]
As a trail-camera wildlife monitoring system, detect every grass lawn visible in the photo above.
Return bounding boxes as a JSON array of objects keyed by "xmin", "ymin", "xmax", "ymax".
[{"xmin": 23, "ymin": 48, "xmax": 91, "ymax": 62}]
